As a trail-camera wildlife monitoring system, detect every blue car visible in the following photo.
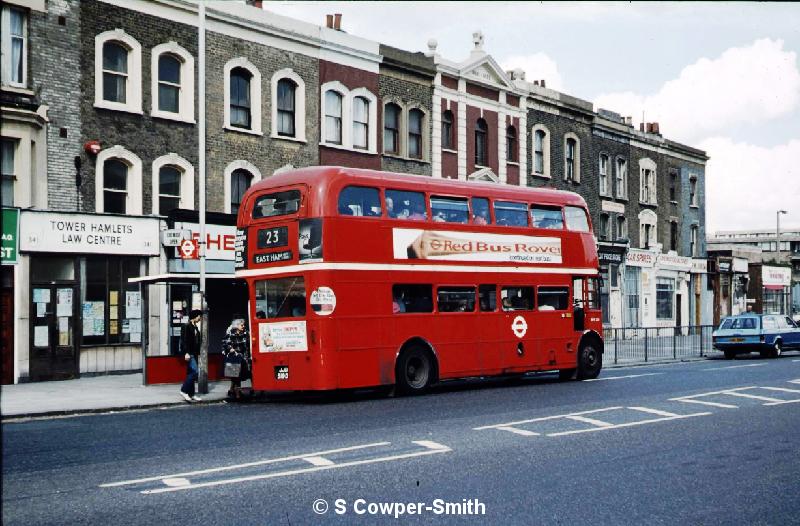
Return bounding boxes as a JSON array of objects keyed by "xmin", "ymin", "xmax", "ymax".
[{"xmin": 712, "ymin": 314, "xmax": 800, "ymax": 359}]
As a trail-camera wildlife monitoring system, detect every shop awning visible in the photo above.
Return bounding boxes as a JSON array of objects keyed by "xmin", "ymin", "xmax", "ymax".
[
  {"xmin": 763, "ymin": 284, "xmax": 787, "ymax": 290},
  {"xmin": 128, "ymin": 273, "xmax": 237, "ymax": 284}
]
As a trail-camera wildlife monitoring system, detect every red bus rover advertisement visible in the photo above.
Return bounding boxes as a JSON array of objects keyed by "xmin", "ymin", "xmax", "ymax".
[{"xmin": 235, "ymin": 166, "xmax": 603, "ymax": 394}]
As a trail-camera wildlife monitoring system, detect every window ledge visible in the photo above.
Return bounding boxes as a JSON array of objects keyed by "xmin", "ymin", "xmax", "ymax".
[
  {"xmin": 224, "ymin": 125, "xmax": 263, "ymax": 136},
  {"xmin": 531, "ymin": 172, "xmax": 551, "ymax": 179},
  {"xmin": 614, "ymin": 196, "xmax": 628, "ymax": 202},
  {"xmin": 670, "ymin": 200, "xmax": 678, "ymax": 204},
  {"xmin": 506, "ymin": 161, "xmax": 519, "ymax": 167},
  {"xmin": 320, "ymin": 142, "xmax": 377, "ymax": 155},
  {"xmin": 151, "ymin": 111, "xmax": 196, "ymax": 125},
  {"xmin": 94, "ymin": 101, "xmax": 143, "ymax": 115},
  {"xmin": 441, "ymin": 148, "xmax": 458, "ymax": 154},
  {"xmin": 690, "ymin": 204, "xmax": 700, "ymax": 209},
  {"xmin": 2, "ymin": 85, "xmax": 34, "ymax": 95},
  {"xmin": 383, "ymin": 153, "xmax": 430, "ymax": 164},
  {"xmin": 270, "ymin": 133, "xmax": 307, "ymax": 144},
  {"xmin": 639, "ymin": 201, "xmax": 658, "ymax": 207}
]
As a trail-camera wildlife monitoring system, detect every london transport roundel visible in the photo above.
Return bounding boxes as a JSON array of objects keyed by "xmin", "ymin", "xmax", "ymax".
[
  {"xmin": 512, "ymin": 316, "xmax": 528, "ymax": 338},
  {"xmin": 179, "ymin": 238, "xmax": 198, "ymax": 259}
]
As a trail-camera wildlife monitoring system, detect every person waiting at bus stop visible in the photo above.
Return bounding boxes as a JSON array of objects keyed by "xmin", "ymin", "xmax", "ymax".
[
  {"xmin": 179, "ymin": 309, "xmax": 203, "ymax": 402},
  {"xmin": 222, "ymin": 318, "xmax": 251, "ymax": 400}
]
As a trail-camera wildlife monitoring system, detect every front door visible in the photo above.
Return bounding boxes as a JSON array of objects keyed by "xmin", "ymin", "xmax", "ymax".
[
  {"xmin": 1, "ymin": 268, "xmax": 13, "ymax": 384},
  {"xmin": 30, "ymin": 284, "xmax": 78, "ymax": 381},
  {"xmin": 676, "ymin": 293, "xmax": 682, "ymax": 328}
]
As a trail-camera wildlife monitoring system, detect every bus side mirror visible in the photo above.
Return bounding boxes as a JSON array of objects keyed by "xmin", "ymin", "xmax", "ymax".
[{"xmin": 574, "ymin": 306, "xmax": 585, "ymax": 332}]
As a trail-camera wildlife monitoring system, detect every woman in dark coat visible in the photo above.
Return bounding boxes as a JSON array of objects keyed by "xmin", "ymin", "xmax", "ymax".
[{"xmin": 221, "ymin": 318, "xmax": 250, "ymax": 399}]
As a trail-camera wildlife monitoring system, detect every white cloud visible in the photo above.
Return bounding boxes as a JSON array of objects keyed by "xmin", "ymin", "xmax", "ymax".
[
  {"xmin": 594, "ymin": 39, "xmax": 800, "ymax": 143},
  {"xmin": 701, "ymin": 136, "xmax": 800, "ymax": 233},
  {"xmin": 501, "ymin": 53, "xmax": 564, "ymax": 91}
]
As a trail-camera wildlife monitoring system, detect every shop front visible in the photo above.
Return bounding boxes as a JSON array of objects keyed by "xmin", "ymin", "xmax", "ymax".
[
  {"xmin": 624, "ymin": 248, "xmax": 657, "ymax": 328},
  {"xmin": 17, "ymin": 210, "xmax": 159, "ymax": 382},
  {"xmin": 751, "ymin": 265, "xmax": 792, "ymax": 315},
  {"xmin": 597, "ymin": 244, "xmax": 627, "ymax": 328}
]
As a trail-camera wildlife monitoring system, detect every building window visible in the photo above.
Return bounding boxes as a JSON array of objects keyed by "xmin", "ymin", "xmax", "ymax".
[
  {"xmin": 1, "ymin": 138, "xmax": 15, "ymax": 206},
  {"xmin": 475, "ymin": 118, "xmax": 488, "ymax": 166},
  {"xmin": 230, "ymin": 169, "xmax": 252, "ymax": 216},
  {"xmin": 158, "ymin": 166, "xmax": 182, "ymax": 216},
  {"xmin": 506, "ymin": 125, "xmax": 517, "ymax": 162},
  {"xmin": 599, "ymin": 154, "xmax": 609, "ymax": 195},
  {"xmin": 1, "ymin": 6, "xmax": 27, "ymax": 86},
  {"xmin": 384, "ymin": 103, "xmax": 400, "ymax": 154},
  {"xmin": 352, "ymin": 96, "xmax": 369, "ymax": 150},
  {"xmin": 152, "ymin": 154, "xmax": 194, "ymax": 214},
  {"xmin": 690, "ymin": 225, "xmax": 699, "ymax": 257},
  {"xmin": 276, "ymin": 78, "xmax": 296, "ymax": 137},
  {"xmin": 324, "ymin": 90, "xmax": 343, "ymax": 144},
  {"xmin": 616, "ymin": 216, "xmax": 627, "ymax": 240},
  {"xmin": 103, "ymin": 159, "xmax": 128, "ymax": 214},
  {"xmin": 270, "ymin": 69, "xmax": 306, "ymax": 141},
  {"xmin": 82, "ymin": 257, "xmax": 142, "ymax": 345},
  {"xmin": 670, "ymin": 221, "xmax": 678, "ymax": 251},
  {"xmin": 656, "ymin": 277, "xmax": 675, "ymax": 320},
  {"xmin": 690, "ymin": 177, "xmax": 698, "ymax": 206},
  {"xmin": 94, "ymin": 30, "xmax": 142, "ymax": 113},
  {"xmin": 615, "ymin": 157, "xmax": 627, "ymax": 198},
  {"xmin": 532, "ymin": 126, "xmax": 551, "ymax": 178},
  {"xmin": 441, "ymin": 110, "xmax": 453, "ymax": 150},
  {"xmin": 229, "ymin": 68, "xmax": 252, "ymax": 129},
  {"xmin": 599, "ymin": 213, "xmax": 610, "ymax": 241},
  {"xmin": 408, "ymin": 108, "xmax": 423, "ymax": 159},
  {"xmin": 639, "ymin": 158, "xmax": 657, "ymax": 204},
  {"xmin": 151, "ymin": 43, "xmax": 194, "ymax": 122},
  {"xmin": 638, "ymin": 211, "xmax": 657, "ymax": 249},
  {"xmin": 669, "ymin": 170, "xmax": 677, "ymax": 202},
  {"xmin": 564, "ymin": 134, "xmax": 581, "ymax": 183}
]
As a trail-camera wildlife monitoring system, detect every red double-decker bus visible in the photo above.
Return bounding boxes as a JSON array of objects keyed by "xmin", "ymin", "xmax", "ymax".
[{"xmin": 235, "ymin": 166, "xmax": 603, "ymax": 394}]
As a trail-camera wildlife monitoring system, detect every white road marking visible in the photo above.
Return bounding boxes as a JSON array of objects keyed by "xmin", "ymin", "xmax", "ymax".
[
  {"xmin": 627, "ymin": 406, "xmax": 681, "ymax": 418},
  {"xmin": 764, "ymin": 399, "xmax": 800, "ymax": 406},
  {"xmin": 759, "ymin": 387, "xmax": 800, "ymax": 394},
  {"xmin": 100, "ymin": 441, "xmax": 390, "ymax": 488},
  {"xmin": 546, "ymin": 412, "xmax": 711, "ymax": 437},
  {"xmin": 723, "ymin": 392, "xmax": 785, "ymax": 403},
  {"xmin": 790, "ymin": 379, "xmax": 800, "ymax": 384},
  {"xmin": 303, "ymin": 456, "xmax": 335, "ymax": 467},
  {"xmin": 162, "ymin": 478, "xmax": 190, "ymax": 487},
  {"xmin": 792, "ymin": 360, "xmax": 800, "ymax": 363},
  {"xmin": 473, "ymin": 406, "xmax": 623, "ymax": 431},
  {"xmin": 496, "ymin": 426, "xmax": 540, "ymax": 436},
  {"xmin": 584, "ymin": 373, "xmax": 663, "ymax": 382},
  {"xmin": 673, "ymin": 398, "xmax": 739, "ymax": 409},
  {"xmin": 139, "ymin": 441, "xmax": 451, "ymax": 494},
  {"xmin": 566, "ymin": 415, "xmax": 614, "ymax": 428},
  {"xmin": 703, "ymin": 363, "xmax": 767, "ymax": 371}
]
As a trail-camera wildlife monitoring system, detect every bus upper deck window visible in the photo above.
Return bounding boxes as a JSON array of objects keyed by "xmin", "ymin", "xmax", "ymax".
[
  {"xmin": 565, "ymin": 206, "xmax": 590, "ymax": 232},
  {"xmin": 431, "ymin": 196, "xmax": 469, "ymax": 224},
  {"xmin": 386, "ymin": 190, "xmax": 427, "ymax": 221},
  {"xmin": 252, "ymin": 190, "xmax": 301, "ymax": 219},
  {"xmin": 531, "ymin": 206, "xmax": 564, "ymax": 229},
  {"xmin": 471, "ymin": 197, "xmax": 491, "ymax": 225},
  {"xmin": 494, "ymin": 201, "xmax": 528, "ymax": 227},
  {"xmin": 338, "ymin": 186, "xmax": 381, "ymax": 217}
]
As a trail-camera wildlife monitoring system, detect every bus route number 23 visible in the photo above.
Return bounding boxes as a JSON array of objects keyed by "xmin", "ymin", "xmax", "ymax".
[{"xmin": 257, "ymin": 226, "xmax": 288, "ymax": 249}]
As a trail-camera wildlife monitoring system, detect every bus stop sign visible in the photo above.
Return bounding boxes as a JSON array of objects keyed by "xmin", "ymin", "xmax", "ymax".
[{"xmin": 180, "ymin": 238, "xmax": 199, "ymax": 259}]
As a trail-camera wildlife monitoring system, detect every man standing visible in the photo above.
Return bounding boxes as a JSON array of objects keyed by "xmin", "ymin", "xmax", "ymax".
[{"xmin": 180, "ymin": 309, "xmax": 203, "ymax": 402}]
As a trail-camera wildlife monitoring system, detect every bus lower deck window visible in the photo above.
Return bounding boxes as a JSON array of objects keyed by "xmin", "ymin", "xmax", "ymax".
[
  {"xmin": 479, "ymin": 284, "xmax": 497, "ymax": 311},
  {"xmin": 392, "ymin": 284, "xmax": 433, "ymax": 313},
  {"xmin": 255, "ymin": 276, "xmax": 306, "ymax": 318},
  {"xmin": 437, "ymin": 287, "xmax": 476, "ymax": 312},
  {"xmin": 501, "ymin": 286, "xmax": 534, "ymax": 311},
  {"xmin": 538, "ymin": 286, "xmax": 569, "ymax": 310}
]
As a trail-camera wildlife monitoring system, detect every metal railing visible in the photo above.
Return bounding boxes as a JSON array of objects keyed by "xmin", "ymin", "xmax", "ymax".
[{"xmin": 603, "ymin": 325, "xmax": 716, "ymax": 365}]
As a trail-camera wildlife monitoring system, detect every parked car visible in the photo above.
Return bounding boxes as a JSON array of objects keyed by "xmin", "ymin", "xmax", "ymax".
[{"xmin": 712, "ymin": 314, "xmax": 800, "ymax": 359}]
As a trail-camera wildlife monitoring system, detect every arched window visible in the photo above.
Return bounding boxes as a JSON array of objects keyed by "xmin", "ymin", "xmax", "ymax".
[
  {"xmin": 352, "ymin": 96, "xmax": 369, "ymax": 150},
  {"xmin": 229, "ymin": 67, "xmax": 252, "ymax": 129},
  {"xmin": 158, "ymin": 165, "xmax": 182, "ymax": 215},
  {"xmin": 441, "ymin": 110, "xmax": 454, "ymax": 150},
  {"xmin": 506, "ymin": 125, "xmax": 517, "ymax": 162},
  {"xmin": 102, "ymin": 42, "xmax": 128, "ymax": 104},
  {"xmin": 475, "ymin": 118, "xmax": 488, "ymax": 166},
  {"xmin": 639, "ymin": 158, "xmax": 657, "ymax": 204},
  {"xmin": 103, "ymin": 159, "xmax": 128, "ymax": 214},
  {"xmin": 408, "ymin": 109, "xmax": 424, "ymax": 159},
  {"xmin": 324, "ymin": 90, "xmax": 343, "ymax": 144},
  {"xmin": 534, "ymin": 129, "xmax": 546, "ymax": 175},
  {"xmin": 276, "ymin": 78, "xmax": 296, "ymax": 136},
  {"xmin": 157, "ymin": 54, "xmax": 181, "ymax": 113},
  {"xmin": 384, "ymin": 103, "xmax": 401, "ymax": 154},
  {"xmin": 230, "ymin": 169, "xmax": 253, "ymax": 215}
]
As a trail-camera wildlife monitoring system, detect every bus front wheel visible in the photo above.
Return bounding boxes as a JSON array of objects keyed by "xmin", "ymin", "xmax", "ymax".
[
  {"xmin": 576, "ymin": 342, "xmax": 602, "ymax": 380},
  {"xmin": 396, "ymin": 345, "xmax": 434, "ymax": 394}
]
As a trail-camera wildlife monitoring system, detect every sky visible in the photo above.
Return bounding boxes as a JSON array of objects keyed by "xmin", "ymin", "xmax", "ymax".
[{"xmin": 264, "ymin": 1, "xmax": 800, "ymax": 234}]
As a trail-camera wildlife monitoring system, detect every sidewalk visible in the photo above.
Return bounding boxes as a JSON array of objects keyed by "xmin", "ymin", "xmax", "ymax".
[{"xmin": 1, "ymin": 374, "xmax": 229, "ymax": 420}]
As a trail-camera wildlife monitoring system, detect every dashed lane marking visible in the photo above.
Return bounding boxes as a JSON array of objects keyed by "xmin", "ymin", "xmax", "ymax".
[
  {"xmin": 546, "ymin": 410, "xmax": 711, "ymax": 437},
  {"xmin": 584, "ymin": 373, "xmax": 664, "ymax": 382},
  {"xmin": 303, "ymin": 456, "xmax": 335, "ymax": 467},
  {"xmin": 565, "ymin": 415, "xmax": 614, "ymax": 428},
  {"xmin": 496, "ymin": 426, "xmax": 540, "ymax": 436},
  {"xmin": 473, "ymin": 406, "xmax": 624, "ymax": 431},
  {"xmin": 723, "ymin": 391, "xmax": 786, "ymax": 403},
  {"xmin": 703, "ymin": 363, "xmax": 768, "ymax": 371}
]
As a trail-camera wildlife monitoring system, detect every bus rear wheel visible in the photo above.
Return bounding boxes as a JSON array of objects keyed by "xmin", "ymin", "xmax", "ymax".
[
  {"xmin": 396, "ymin": 346, "xmax": 434, "ymax": 394},
  {"xmin": 576, "ymin": 343, "xmax": 602, "ymax": 380}
]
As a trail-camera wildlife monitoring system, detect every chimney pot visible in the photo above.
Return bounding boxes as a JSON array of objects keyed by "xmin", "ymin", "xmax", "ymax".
[
  {"xmin": 326, "ymin": 14, "xmax": 333, "ymax": 28},
  {"xmin": 533, "ymin": 80, "xmax": 539, "ymax": 86},
  {"xmin": 639, "ymin": 122, "xmax": 645, "ymax": 132},
  {"xmin": 540, "ymin": 79, "xmax": 546, "ymax": 88},
  {"xmin": 652, "ymin": 122, "xmax": 660, "ymax": 134},
  {"xmin": 334, "ymin": 13, "xmax": 342, "ymax": 30}
]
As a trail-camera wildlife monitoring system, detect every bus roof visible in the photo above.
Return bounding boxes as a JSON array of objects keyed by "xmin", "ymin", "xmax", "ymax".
[{"xmin": 245, "ymin": 166, "xmax": 590, "ymax": 209}]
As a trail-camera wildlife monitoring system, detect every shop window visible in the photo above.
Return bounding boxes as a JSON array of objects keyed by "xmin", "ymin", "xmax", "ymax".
[
  {"xmin": 392, "ymin": 284, "xmax": 433, "ymax": 313},
  {"xmin": 338, "ymin": 186, "xmax": 381, "ymax": 217},
  {"xmin": 479, "ymin": 284, "xmax": 496, "ymax": 311},
  {"xmin": 495, "ymin": 201, "xmax": 527, "ymax": 227},
  {"xmin": 254, "ymin": 276, "xmax": 306, "ymax": 319},
  {"xmin": 437, "ymin": 286, "xmax": 476, "ymax": 312},
  {"xmin": 501, "ymin": 286, "xmax": 534, "ymax": 311},
  {"xmin": 625, "ymin": 267, "xmax": 640, "ymax": 327},
  {"xmin": 531, "ymin": 206, "xmax": 564, "ymax": 230},
  {"xmin": 538, "ymin": 286, "xmax": 569, "ymax": 311},
  {"xmin": 81, "ymin": 257, "xmax": 142, "ymax": 345},
  {"xmin": 431, "ymin": 196, "xmax": 468, "ymax": 224},
  {"xmin": 386, "ymin": 189, "xmax": 426, "ymax": 220},
  {"xmin": 656, "ymin": 277, "xmax": 674, "ymax": 319}
]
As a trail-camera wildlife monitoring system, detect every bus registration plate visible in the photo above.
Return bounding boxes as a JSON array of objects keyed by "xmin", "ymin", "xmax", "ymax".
[{"xmin": 275, "ymin": 365, "xmax": 289, "ymax": 380}]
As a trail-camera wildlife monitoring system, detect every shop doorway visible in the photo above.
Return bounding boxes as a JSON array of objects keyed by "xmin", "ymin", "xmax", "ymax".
[{"xmin": 1, "ymin": 267, "xmax": 14, "ymax": 384}]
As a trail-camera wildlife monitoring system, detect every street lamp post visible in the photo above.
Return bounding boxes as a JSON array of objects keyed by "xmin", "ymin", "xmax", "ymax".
[
  {"xmin": 777, "ymin": 210, "xmax": 787, "ymax": 263},
  {"xmin": 198, "ymin": 0, "xmax": 209, "ymax": 394}
]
